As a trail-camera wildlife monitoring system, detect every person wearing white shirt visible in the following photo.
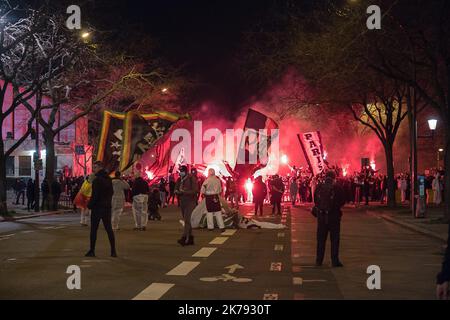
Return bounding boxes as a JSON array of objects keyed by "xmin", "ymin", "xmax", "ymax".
[{"xmin": 201, "ymin": 168, "xmax": 225, "ymax": 231}]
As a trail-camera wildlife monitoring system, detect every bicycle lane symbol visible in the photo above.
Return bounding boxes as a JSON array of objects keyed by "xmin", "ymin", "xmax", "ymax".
[{"xmin": 200, "ymin": 264, "xmax": 252, "ymax": 283}]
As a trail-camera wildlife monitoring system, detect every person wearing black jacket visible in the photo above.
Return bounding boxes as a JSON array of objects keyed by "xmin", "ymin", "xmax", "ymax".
[
  {"xmin": 85, "ymin": 161, "xmax": 116, "ymax": 257},
  {"xmin": 437, "ymin": 223, "xmax": 450, "ymax": 299},
  {"xmin": 313, "ymin": 171, "xmax": 345, "ymax": 267},
  {"xmin": 253, "ymin": 176, "xmax": 267, "ymax": 216},
  {"xmin": 26, "ymin": 179, "xmax": 35, "ymax": 211}
]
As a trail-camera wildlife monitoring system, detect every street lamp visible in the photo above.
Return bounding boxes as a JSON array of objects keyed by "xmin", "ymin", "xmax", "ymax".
[
  {"xmin": 428, "ymin": 119, "xmax": 438, "ymax": 130},
  {"xmin": 81, "ymin": 31, "xmax": 90, "ymax": 39}
]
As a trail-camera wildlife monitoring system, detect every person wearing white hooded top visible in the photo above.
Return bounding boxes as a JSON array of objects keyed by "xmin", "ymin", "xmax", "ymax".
[{"xmin": 201, "ymin": 168, "xmax": 226, "ymax": 231}]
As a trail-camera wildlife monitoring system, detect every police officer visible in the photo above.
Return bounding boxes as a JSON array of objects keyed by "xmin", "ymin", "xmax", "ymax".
[
  {"xmin": 175, "ymin": 165, "xmax": 198, "ymax": 246},
  {"xmin": 313, "ymin": 171, "xmax": 345, "ymax": 267}
]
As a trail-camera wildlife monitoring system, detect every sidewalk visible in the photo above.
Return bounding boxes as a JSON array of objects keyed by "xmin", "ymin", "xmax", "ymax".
[
  {"xmin": 1, "ymin": 191, "xmax": 73, "ymax": 222},
  {"xmin": 366, "ymin": 205, "xmax": 449, "ymax": 243}
]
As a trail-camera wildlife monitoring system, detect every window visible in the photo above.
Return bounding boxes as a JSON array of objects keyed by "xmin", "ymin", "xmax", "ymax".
[
  {"xmin": 18, "ymin": 156, "xmax": 31, "ymax": 176},
  {"xmin": 6, "ymin": 156, "xmax": 14, "ymax": 176}
]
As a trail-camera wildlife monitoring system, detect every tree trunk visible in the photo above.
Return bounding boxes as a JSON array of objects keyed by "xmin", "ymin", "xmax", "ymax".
[
  {"xmin": 0, "ymin": 137, "xmax": 8, "ymax": 216},
  {"xmin": 385, "ymin": 141, "xmax": 396, "ymax": 208},
  {"xmin": 444, "ymin": 128, "xmax": 450, "ymax": 221},
  {"xmin": 44, "ymin": 130, "xmax": 56, "ymax": 210}
]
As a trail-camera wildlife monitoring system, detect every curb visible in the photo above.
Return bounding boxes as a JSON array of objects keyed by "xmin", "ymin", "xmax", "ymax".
[
  {"xmin": 0, "ymin": 210, "xmax": 73, "ymax": 222},
  {"xmin": 380, "ymin": 214, "xmax": 448, "ymax": 242}
]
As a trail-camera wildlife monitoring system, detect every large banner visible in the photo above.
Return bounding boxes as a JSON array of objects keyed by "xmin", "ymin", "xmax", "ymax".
[
  {"xmin": 297, "ymin": 131, "xmax": 326, "ymax": 176},
  {"xmin": 233, "ymin": 108, "xmax": 279, "ymax": 179},
  {"xmin": 96, "ymin": 110, "xmax": 126, "ymax": 174},
  {"xmin": 96, "ymin": 110, "xmax": 190, "ymax": 174}
]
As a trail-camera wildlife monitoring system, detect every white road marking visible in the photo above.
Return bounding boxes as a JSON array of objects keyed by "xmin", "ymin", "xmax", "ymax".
[
  {"xmin": 166, "ymin": 261, "xmax": 200, "ymax": 276},
  {"xmin": 192, "ymin": 247, "xmax": 217, "ymax": 258},
  {"xmin": 224, "ymin": 264, "xmax": 244, "ymax": 274},
  {"xmin": 263, "ymin": 293, "xmax": 278, "ymax": 300},
  {"xmin": 133, "ymin": 283, "xmax": 175, "ymax": 300},
  {"xmin": 274, "ymin": 244, "xmax": 284, "ymax": 251},
  {"xmin": 7, "ymin": 258, "xmax": 17, "ymax": 261},
  {"xmin": 209, "ymin": 237, "xmax": 228, "ymax": 245},
  {"xmin": 82, "ymin": 259, "xmax": 111, "ymax": 263},
  {"xmin": 0, "ymin": 234, "xmax": 15, "ymax": 237},
  {"xmin": 277, "ymin": 232, "xmax": 285, "ymax": 238},
  {"xmin": 20, "ymin": 230, "xmax": 35, "ymax": 234},
  {"xmin": 270, "ymin": 262, "xmax": 282, "ymax": 271},
  {"xmin": 221, "ymin": 229, "xmax": 236, "ymax": 236},
  {"xmin": 293, "ymin": 277, "xmax": 327, "ymax": 285}
]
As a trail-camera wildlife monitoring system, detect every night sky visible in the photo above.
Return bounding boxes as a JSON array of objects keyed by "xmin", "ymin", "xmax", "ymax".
[{"xmin": 78, "ymin": 0, "xmax": 320, "ymax": 115}]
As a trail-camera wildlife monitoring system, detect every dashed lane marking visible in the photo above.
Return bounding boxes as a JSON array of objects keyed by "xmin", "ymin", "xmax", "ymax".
[
  {"xmin": 263, "ymin": 293, "xmax": 278, "ymax": 300},
  {"xmin": 221, "ymin": 229, "xmax": 236, "ymax": 236},
  {"xmin": 133, "ymin": 283, "xmax": 175, "ymax": 300},
  {"xmin": 192, "ymin": 247, "xmax": 217, "ymax": 258},
  {"xmin": 277, "ymin": 232, "xmax": 285, "ymax": 238},
  {"xmin": 20, "ymin": 230, "xmax": 35, "ymax": 234},
  {"xmin": 166, "ymin": 261, "xmax": 200, "ymax": 276},
  {"xmin": 293, "ymin": 277, "xmax": 327, "ymax": 285},
  {"xmin": 270, "ymin": 262, "xmax": 282, "ymax": 271},
  {"xmin": 209, "ymin": 237, "xmax": 228, "ymax": 245},
  {"xmin": 274, "ymin": 244, "xmax": 284, "ymax": 251}
]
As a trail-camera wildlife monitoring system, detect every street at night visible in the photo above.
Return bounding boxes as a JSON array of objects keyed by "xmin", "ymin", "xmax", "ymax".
[
  {"xmin": 0, "ymin": 0, "xmax": 450, "ymax": 310},
  {"xmin": 0, "ymin": 204, "xmax": 443, "ymax": 300}
]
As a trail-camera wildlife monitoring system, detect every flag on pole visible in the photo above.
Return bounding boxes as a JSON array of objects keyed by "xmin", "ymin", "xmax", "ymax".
[
  {"xmin": 119, "ymin": 110, "xmax": 190, "ymax": 172},
  {"xmin": 96, "ymin": 110, "xmax": 126, "ymax": 174},
  {"xmin": 297, "ymin": 131, "xmax": 326, "ymax": 176},
  {"xmin": 96, "ymin": 110, "xmax": 190, "ymax": 174},
  {"xmin": 234, "ymin": 109, "xmax": 278, "ymax": 179}
]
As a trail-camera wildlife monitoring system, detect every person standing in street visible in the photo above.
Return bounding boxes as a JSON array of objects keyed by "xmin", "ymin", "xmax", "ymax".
[
  {"xmin": 289, "ymin": 178, "xmax": 299, "ymax": 206},
  {"xmin": 159, "ymin": 177, "xmax": 168, "ymax": 208},
  {"xmin": 41, "ymin": 177, "xmax": 50, "ymax": 211},
  {"xmin": 437, "ymin": 222, "xmax": 450, "ymax": 299},
  {"xmin": 201, "ymin": 168, "xmax": 226, "ymax": 231},
  {"xmin": 111, "ymin": 171, "xmax": 130, "ymax": 231},
  {"xmin": 313, "ymin": 171, "xmax": 345, "ymax": 268},
  {"xmin": 131, "ymin": 172, "xmax": 149, "ymax": 231},
  {"xmin": 168, "ymin": 174, "xmax": 176, "ymax": 205},
  {"xmin": 433, "ymin": 173, "xmax": 443, "ymax": 205},
  {"xmin": 175, "ymin": 165, "xmax": 198, "ymax": 246},
  {"xmin": 253, "ymin": 176, "xmax": 267, "ymax": 216},
  {"xmin": 51, "ymin": 178, "xmax": 62, "ymax": 211},
  {"xmin": 15, "ymin": 178, "xmax": 26, "ymax": 205},
  {"xmin": 270, "ymin": 174, "xmax": 284, "ymax": 215},
  {"xmin": 26, "ymin": 179, "xmax": 35, "ymax": 211},
  {"xmin": 74, "ymin": 174, "xmax": 95, "ymax": 226},
  {"xmin": 85, "ymin": 161, "xmax": 116, "ymax": 258}
]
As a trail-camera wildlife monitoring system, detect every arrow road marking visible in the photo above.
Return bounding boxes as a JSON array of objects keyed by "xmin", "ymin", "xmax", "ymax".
[{"xmin": 225, "ymin": 264, "xmax": 244, "ymax": 274}]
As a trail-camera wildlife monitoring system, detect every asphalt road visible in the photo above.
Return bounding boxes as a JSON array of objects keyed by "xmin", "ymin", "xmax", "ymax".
[{"xmin": 0, "ymin": 203, "xmax": 444, "ymax": 300}]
